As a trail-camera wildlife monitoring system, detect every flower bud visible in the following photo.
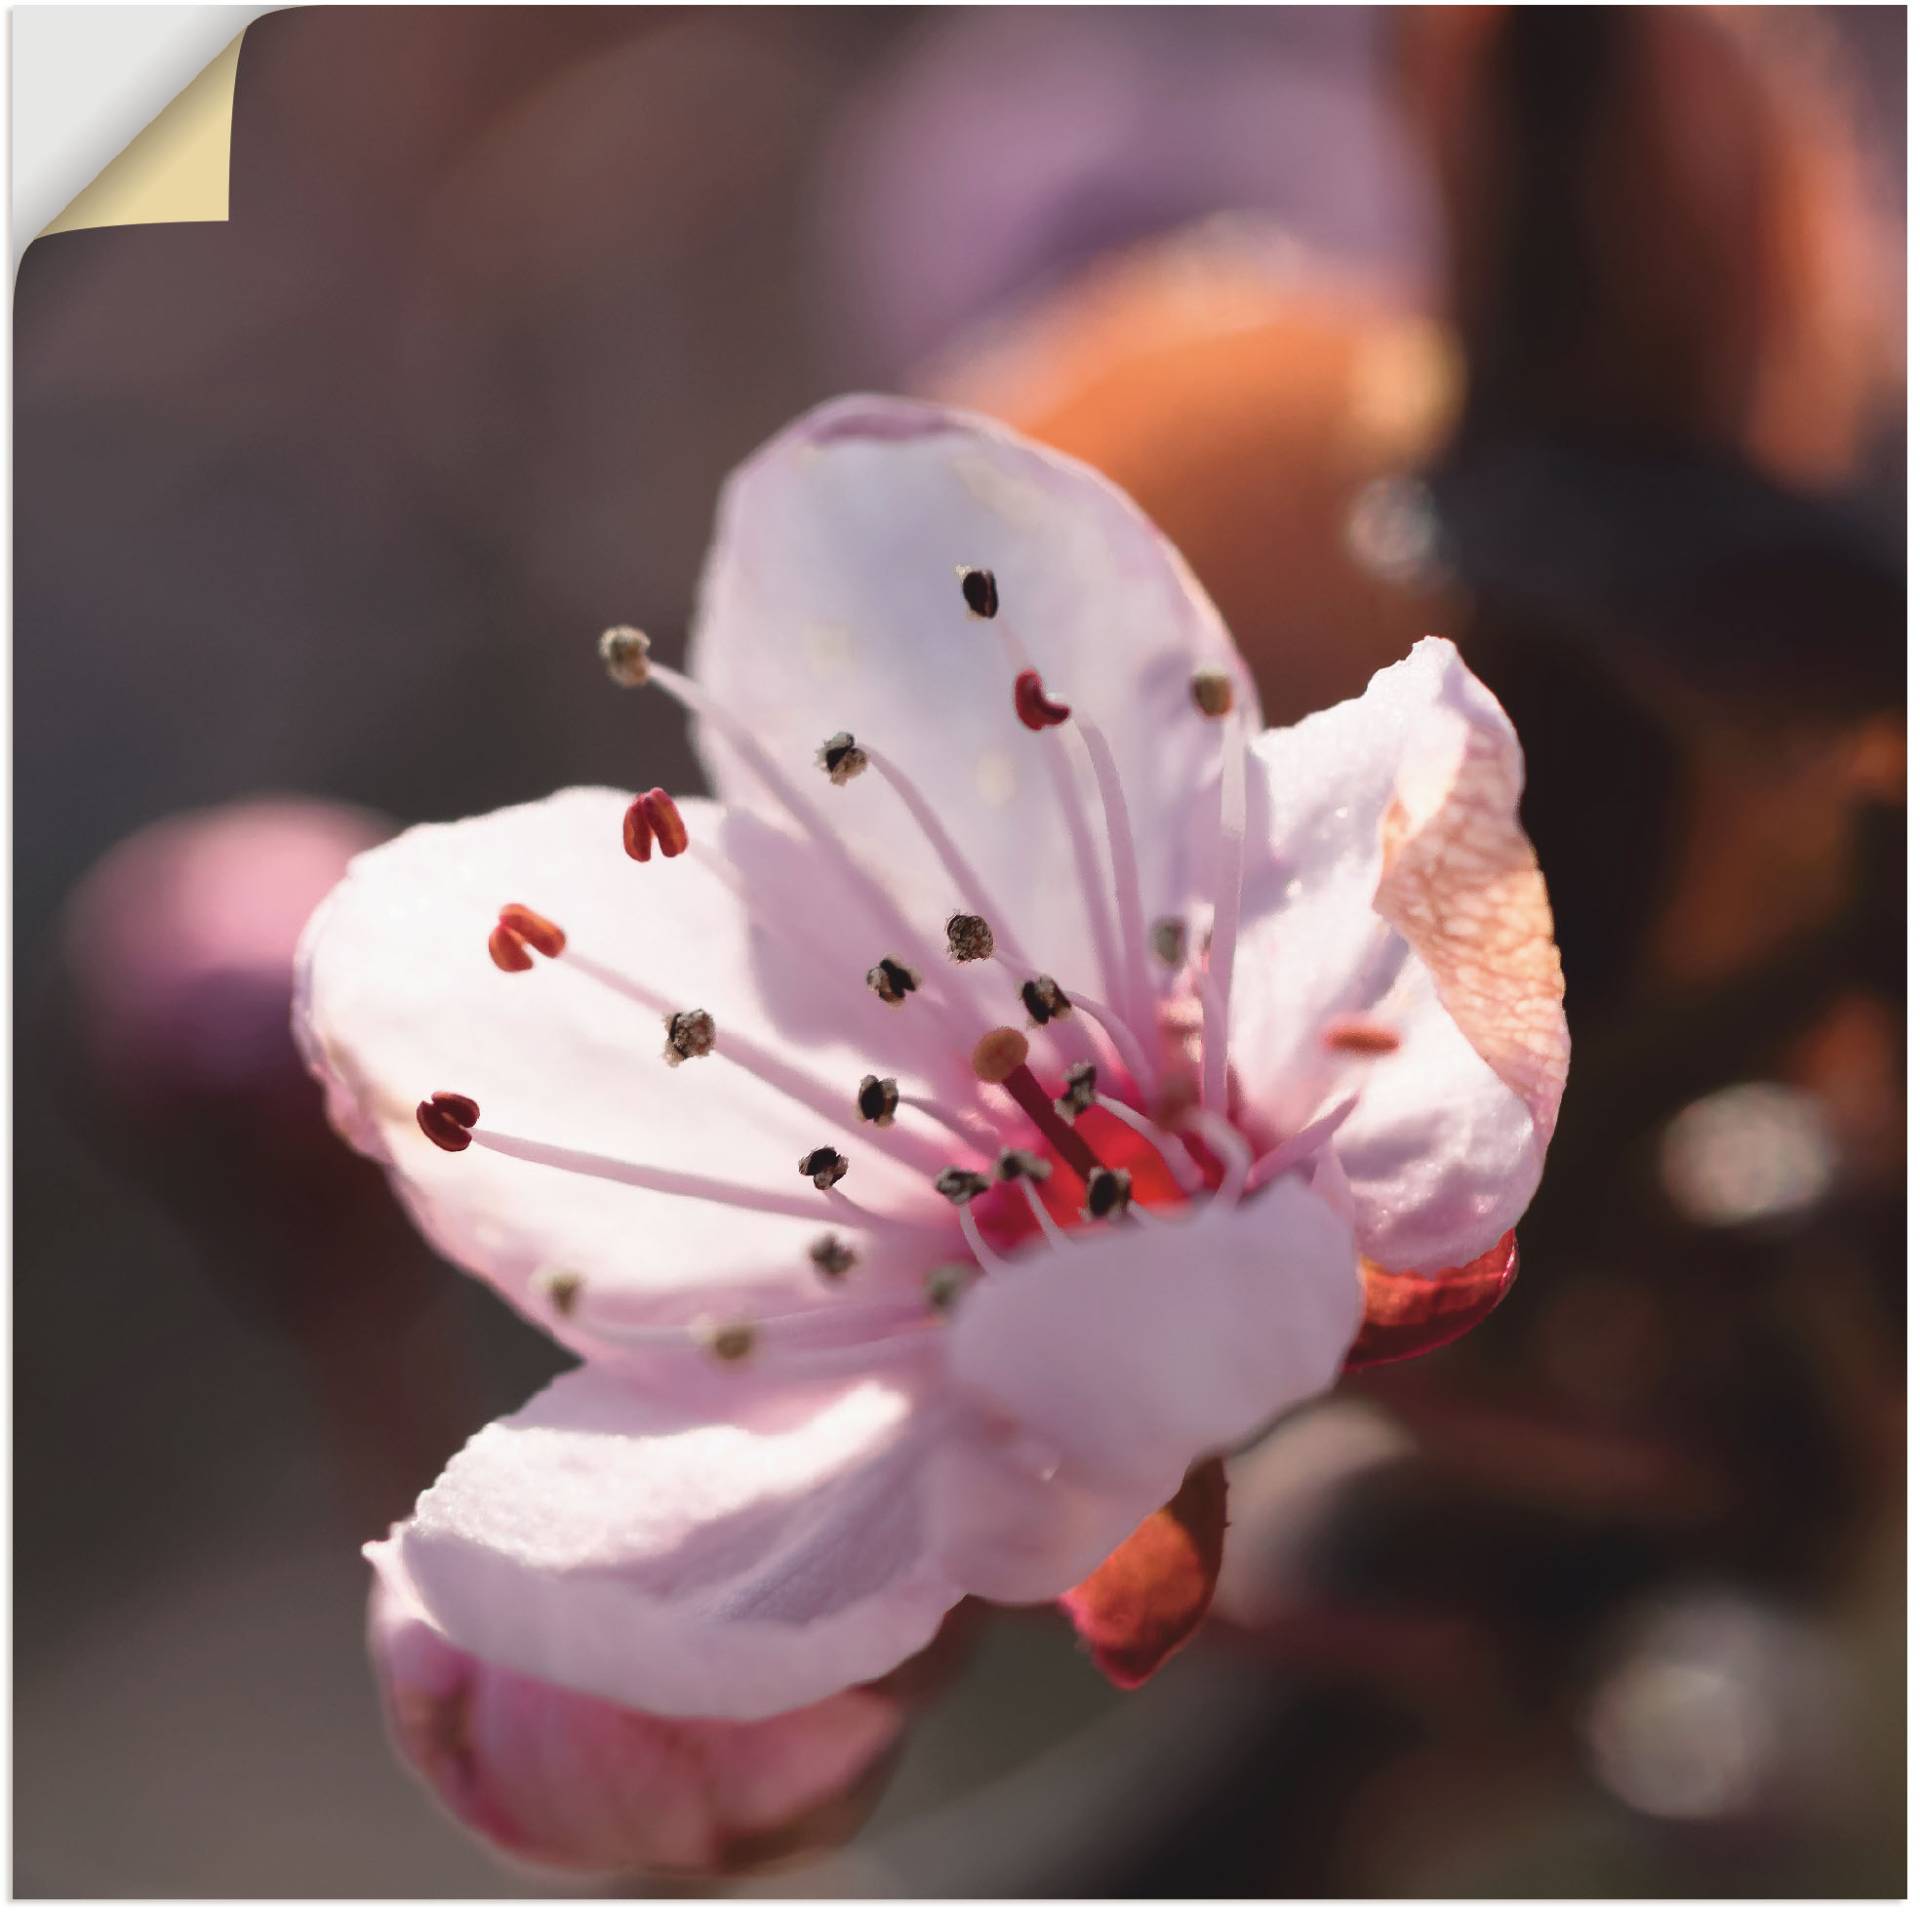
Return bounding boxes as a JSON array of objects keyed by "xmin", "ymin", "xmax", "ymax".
[{"xmin": 366, "ymin": 1545, "xmax": 907, "ymax": 1877}]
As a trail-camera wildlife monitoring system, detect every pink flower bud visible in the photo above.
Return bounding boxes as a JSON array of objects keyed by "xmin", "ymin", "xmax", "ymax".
[{"xmin": 366, "ymin": 1543, "xmax": 907, "ymax": 1877}]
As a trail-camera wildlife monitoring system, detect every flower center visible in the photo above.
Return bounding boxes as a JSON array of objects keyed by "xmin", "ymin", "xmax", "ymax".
[{"xmin": 412, "ymin": 572, "xmax": 1367, "ymax": 1367}]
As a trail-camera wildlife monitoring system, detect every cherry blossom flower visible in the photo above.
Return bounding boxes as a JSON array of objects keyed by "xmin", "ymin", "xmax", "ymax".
[{"xmin": 296, "ymin": 396, "xmax": 1567, "ymax": 1738}]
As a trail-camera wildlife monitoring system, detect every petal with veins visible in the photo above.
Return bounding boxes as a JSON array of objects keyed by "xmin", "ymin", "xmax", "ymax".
[
  {"xmin": 946, "ymin": 1183, "xmax": 1362, "ymax": 1491},
  {"xmin": 1227, "ymin": 639, "xmax": 1568, "ymax": 1272},
  {"xmin": 393, "ymin": 1365, "xmax": 963, "ymax": 1721}
]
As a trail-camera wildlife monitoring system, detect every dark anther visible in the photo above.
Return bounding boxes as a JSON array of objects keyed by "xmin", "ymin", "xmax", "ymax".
[
  {"xmin": 856, "ymin": 1074, "xmax": 899, "ymax": 1125},
  {"xmin": 946, "ymin": 912, "xmax": 995, "ymax": 962},
  {"xmin": 417, "ymin": 1091, "xmax": 480, "ymax": 1152},
  {"xmin": 664, "ymin": 1008, "xmax": 717, "ymax": 1065},
  {"xmin": 866, "ymin": 956, "xmax": 919, "ymax": 1005},
  {"xmin": 809, "ymin": 1233, "xmax": 857, "ymax": 1281},
  {"xmin": 1055, "ymin": 1061, "xmax": 1098, "ymax": 1120},
  {"xmin": 799, "ymin": 1146, "xmax": 850, "ymax": 1190},
  {"xmin": 543, "ymin": 1272, "xmax": 584, "ymax": 1316},
  {"xmin": 702, "ymin": 1321, "xmax": 758, "ymax": 1362},
  {"xmin": 959, "ymin": 567, "xmax": 1000, "ymax": 619},
  {"xmin": 1020, "ymin": 974, "xmax": 1072, "ymax": 1024},
  {"xmin": 995, "ymin": 1148, "xmax": 1051, "ymax": 1183},
  {"xmin": 1085, "ymin": 1165, "xmax": 1133, "ymax": 1221},
  {"xmin": 817, "ymin": 732, "xmax": 869, "ymax": 786},
  {"xmin": 599, "ymin": 624, "xmax": 652, "ymax": 687},
  {"xmin": 1151, "ymin": 917, "xmax": 1188, "ymax": 967},
  {"xmin": 926, "ymin": 1264, "xmax": 974, "ymax": 1312},
  {"xmin": 934, "ymin": 1166, "xmax": 991, "ymax": 1205},
  {"xmin": 1013, "ymin": 669, "xmax": 1072, "ymax": 730},
  {"xmin": 1190, "ymin": 669, "xmax": 1235, "ymax": 718}
]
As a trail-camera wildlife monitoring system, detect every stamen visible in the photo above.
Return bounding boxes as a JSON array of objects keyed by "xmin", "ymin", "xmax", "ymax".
[
  {"xmin": 809, "ymin": 1232, "xmax": 857, "ymax": 1282},
  {"xmin": 638, "ymin": 788, "xmax": 689, "ymax": 858},
  {"xmin": 599, "ymin": 624, "xmax": 652, "ymax": 687},
  {"xmin": 643, "ymin": 662, "xmax": 977, "ymax": 1043},
  {"xmin": 663, "ymin": 1008, "xmax": 716, "ymax": 1066},
  {"xmin": 1071, "ymin": 716, "xmax": 1156, "ymax": 1049},
  {"xmin": 1190, "ymin": 669, "xmax": 1235, "ymax": 718},
  {"xmin": 622, "ymin": 797, "xmax": 655, "ymax": 862},
  {"xmin": 1323, "ymin": 1017, "xmax": 1402, "ymax": 1055},
  {"xmin": 488, "ymin": 924, "xmax": 533, "ymax": 973},
  {"xmin": 1055, "ymin": 1061, "xmax": 1097, "ymax": 1119},
  {"xmin": 857, "ymin": 1074, "xmax": 899, "ymax": 1126},
  {"xmin": 1245, "ymin": 1094, "xmax": 1359, "ymax": 1191},
  {"xmin": 926, "ymin": 1263, "xmax": 975, "ymax": 1311},
  {"xmin": 946, "ymin": 913, "xmax": 995, "ymax": 963},
  {"xmin": 1151, "ymin": 917, "xmax": 1187, "ymax": 967},
  {"xmin": 471, "ymin": 1127, "xmax": 937, "ymax": 1234},
  {"xmin": 1203, "ymin": 713, "xmax": 1249, "ymax": 1115},
  {"xmin": 1013, "ymin": 669, "xmax": 1071, "ymax": 731},
  {"xmin": 958, "ymin": 567, "xmax": 1000, "ymax": 619},
  {"xmin": 417, "ymin": 1091, "xmax": 480, "ymax": 1151},
  {"xmin": 499, "ymin": 905, "xmax": 566, "ymax": 958},
  {"xmin": 995, "ymin": 1148, "xmax": 1051, "ymax": 1183},
  {"xmin": 934, "ymin": 1166, "xmax": 991, "ymax": 1205},
  {"xmin": 561, "ymin": 949, "xmax": 954, "ymax": 1174},
  {"xmin": 816, "ymin": 732, "xmax": 868, "ymax": 786},
  {"xmin": 971, "ymin": 1025, "xmax": 1030, "ymax": 1084},
  {"xmin": 997, "ymin": 1063, "xmax": 1105, "ymax": 1184},
  {"xmin": 1020, "ymin": 974, "xmax": 1072, "ymax": 1025},
  {"xmin": 1093, "ymin": 1094, "xmax": 1206, "ymax": 1194},
  {"xmin": 799, "ymin": 1145, "xmax": 850, "ymax": 1191},
  {"xmin": 866, "ymin": 956, "xmax": 919, "ymax": 1006},
  {"xmin": 697, "ymin": 1320, "xmax": 758, "ymax": 1364},
  {"xmin": 1084, "ymin": 1166, "xmax": 1133, "ymax": 1221},
  {"xmin": 862, "ymin": 740, "xmax": 1035, "ymax": 968}
]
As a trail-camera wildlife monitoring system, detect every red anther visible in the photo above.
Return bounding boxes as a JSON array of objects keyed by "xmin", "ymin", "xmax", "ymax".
[
  {"xmin": 488, "ymin": 923, "xmax": 532, "ymax": 972},
  {"xmin": 640, "ymin": 787, "xmax": 689, "ymax": 857},
  {"xmin": 622, "ymin": 796, "xmax": 654, "ymax": 862},
  {"xmin": 416, "ymin": 1091, "xmax": 479, "ymax": 1151},
  {"xmin": 499, "ymin": 903, "xmax": 566, "ymax": 959},
  {"xmin": 1323, "ymin": 1017, "xmax": 1401, "ymax": 1055},
  {"xmin": 1013, "ymin": 670, "xmax": 1071, "ymax": 731}
]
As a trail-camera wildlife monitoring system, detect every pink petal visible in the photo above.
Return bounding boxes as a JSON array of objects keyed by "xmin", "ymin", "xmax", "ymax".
[
  {"xmin": 1228, "ymin": 639, "xmax": 1568, "ymax": 1272},
  {"xmin": 392, "ymin": 1364, "xmax": 962, "ymax": 1720},
  {"xmin": 688, "ymin": 395, "xmax": 1255, "ymax": 1000},
  {"xmin": 295, "ymin": 788, "xmax": 946, "ymax": 1351},
  {"xmin": 946, "ymin": 1183, "xmax": 1362, "ymax": 1492},
  {"xmin": 368, "ymin": 1546, "xmax": 905, "ymax": 1875}
]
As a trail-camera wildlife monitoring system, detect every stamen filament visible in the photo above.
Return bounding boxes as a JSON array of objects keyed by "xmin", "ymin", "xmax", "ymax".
[
  {"xmin": 1188, "ymin": 1109, "xmax": 1252, "ymax": 1206},
  {"xmin": 1017, "ymin": 1177, "xmax": 1071, "ymax": 1248},
  {"xmin": 562, "ymin": 950, "xmax": 954, "ymax": 1176},
  {"xmin": 1244, "ymin": 1095, "xmax": 1360, "ymax": 1191},
  {"xmin": 958, "ymin": 1203, "xmax": 1009, "ymax": 1273},
  {"xmin": 1203, "ymin": 712, "xmax": 1249, "ymax": 1115},
  {"xmin": 648, "ymin": 662, "xmax": 979, "ymax": 1043},
  {"xmin": 1092, "ymin": 1094, "xmax": 1206, "ymax": 1194},
  {"xmin": 1073, "ymin": 715, "xmax": 1158, "ymax": 1061},
  {"xmin": 472, "ymin": 1128, "xmax": 941, "ymax": 1233},
  {"xmin": 862, "ymin": 743, "xmax": 1034, "ymax": 969}
]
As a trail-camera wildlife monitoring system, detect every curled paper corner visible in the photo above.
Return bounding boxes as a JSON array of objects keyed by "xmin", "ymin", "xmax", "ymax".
[{"xmin": 38, "ymin": 30, "xmax": 246, "ymax": 242}]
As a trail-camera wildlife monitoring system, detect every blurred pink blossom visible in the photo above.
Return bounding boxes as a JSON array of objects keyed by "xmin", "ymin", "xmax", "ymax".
[{"xmin": 299, "ymin": 399, "xmax": 1566, "ymax": 1798}]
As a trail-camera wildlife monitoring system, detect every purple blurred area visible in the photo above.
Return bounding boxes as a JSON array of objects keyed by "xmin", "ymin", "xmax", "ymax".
[{"xmin": 14, "ymin": 7, "xmax": 1905, "ymax": 1896}]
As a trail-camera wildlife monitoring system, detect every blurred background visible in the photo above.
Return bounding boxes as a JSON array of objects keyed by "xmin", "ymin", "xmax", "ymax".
[{"xmin": 14, "ymin": 5, "xmax": 1906, "ymax": 1895}]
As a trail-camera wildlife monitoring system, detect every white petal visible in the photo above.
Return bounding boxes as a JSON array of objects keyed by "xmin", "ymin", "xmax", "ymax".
[
  {"xmin": 1227, "ymin": 639, "xmax": 1568, "ymax": 1271},
  {"xmin": 946, "ymin": 1183, "xmax": 1362, "ymax": 1491},
  {"xmin": 295, "ymin": 787, "xmax": 956, "ymax": 1350},
  {"xmin": 394, "ymin": 1364, "xmax": 963, "ymax": 1721},
  {"xmin": 687, "ymin": 396, "xmax": 1255, "ymax": 1008}
]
